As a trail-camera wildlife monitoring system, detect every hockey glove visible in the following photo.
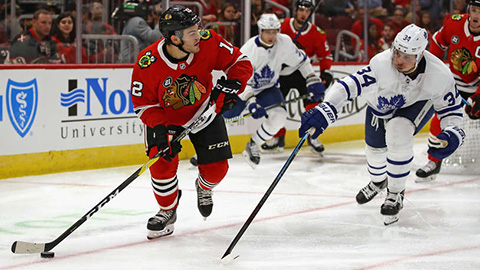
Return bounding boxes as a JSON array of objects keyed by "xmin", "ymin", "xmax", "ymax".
[
  {"xmin": 306, "ymin": 75, "xmax": 326, "ymax": 102},
  {"xmin": 247, "ymin": 97, "xmax": 266, "ymax": 119},
  {"xmin": 299, "ymin": 102, "xmax": 337, "ymax": 139},
  {"xmin": 210, "ymin": 76, "xmax": 241, "ymax": 114},
  {"xmin": 427, "ymin": 126, "xmax": 465, "ymax": 160},
  {"xmin": 320, "ymin": 70, "xmax": 334, "ymax": 89},
  {"xmin": 465, "ymin": 93, "xmax": 480, "ymax": 120},
  {"xmin": 154, "ymin": 125, "xmax": 184, "ymax": 162}
]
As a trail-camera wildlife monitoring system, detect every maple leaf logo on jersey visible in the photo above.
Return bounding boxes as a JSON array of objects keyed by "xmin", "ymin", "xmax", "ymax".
[
  {"xmin": 450, "ymin": 47, "xmax": 478, "ymax": 74},
  {"xmin": 253, "ymin": 65, "xmax": 275, "ymax": 89},
  {"xmin": 162, "ymin": 75, "xmax": 207, "ymax": 110},
  {"xmin": 377, "ymin": 95, "xmax": 406, "ymax": 110}
]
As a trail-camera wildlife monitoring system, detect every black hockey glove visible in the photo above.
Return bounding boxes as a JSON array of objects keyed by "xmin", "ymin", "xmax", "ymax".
[
  {"xmin": 465, "ymin": 93, "xmax": 480, "ymax": 120},
  {"xmin": 153, "ymin": 125, "xmax": 184, "ymax": 162},
  {"xmin": 210, "ymin": 76, "xmax": 241, "ymax": 114},
  {"xmin": 320, "ymin": 70, "xmax": 334, "ymax": 89}
]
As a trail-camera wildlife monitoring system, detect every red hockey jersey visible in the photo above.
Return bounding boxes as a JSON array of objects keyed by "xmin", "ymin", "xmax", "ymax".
[
  {"xmin": 280, "ymin": 17, "xmax": 332, "ymax": 71},
  {"xmin": 431, "ymin": 14, "xmax": 480, "ymax": 93},
  {"xmin": 130, "ymin": 29, "xmax": 253, "ymax": 128}
]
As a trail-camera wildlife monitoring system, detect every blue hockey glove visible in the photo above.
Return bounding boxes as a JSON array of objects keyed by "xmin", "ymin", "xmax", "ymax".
[
  {"xmin": 154, "ymin": 125, "xmax": 184, "ymax": 161},
  {"xmin": 427, "ymin": 126, "xmax": 465, "ymax": 160},
  {"xmin": 306, "ymin": 75, "xmax": 326, "ymax": 102},
  {"xmin": 247, "ymin": 97, "xmax": 266, "ymax": 119},
  {"xmin": 299, "ymin": 102, "xmax": 337, "ymax": 139}
]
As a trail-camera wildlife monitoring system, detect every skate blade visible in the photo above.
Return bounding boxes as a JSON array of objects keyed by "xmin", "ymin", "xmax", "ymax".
[
  {"xmin": 383, "ymin": 215, "xmax": 399, "ymax": 226},
  {"xmin": 147, "ymin": 224, "xmax": 174, "ymax": 240},
  {"xmin": 309, "ymin": 148, "xmax": 324, "ymax": 157},
  {"xmin": 415, "ymin": 174, "xmax": 437, "ymax": 183},
  {"xmin": 242, "ymin": 150, "xmax": 258, "ymax": 169},
  {"xmin": 260, "ymin": 147, "xmax": 284, "ymax": 154}
]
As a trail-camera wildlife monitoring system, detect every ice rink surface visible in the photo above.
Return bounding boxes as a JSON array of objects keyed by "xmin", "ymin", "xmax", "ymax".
[{"xmin": 1, "ymin": 134, "xmax": 480, "ymax": 270}]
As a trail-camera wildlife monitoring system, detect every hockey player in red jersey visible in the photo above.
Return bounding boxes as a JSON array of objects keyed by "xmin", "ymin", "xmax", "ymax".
[
  {"xmin": 130, "ymin": 5, "xmax": 252, "ymax": 239},
  {"xmin": 262, "ymin": 0, "xmax": 333, "ymax": 154},
  {"xmin": 416, "ymin": 0, "xmax": 480, "ymax": 182}
]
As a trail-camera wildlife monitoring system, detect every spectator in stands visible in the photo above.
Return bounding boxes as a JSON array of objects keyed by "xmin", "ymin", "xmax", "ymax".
[
  {"xmin": 357, "ymin": 0, "xmax": 388, "ymax": 17},
  {"xmin": 418, "ymin": 10, "xmax": 435, "ymax": 38},
  {"xmin": 359, "ymin": 21, "xmax": 383, "ymax": 61},
  {"xmin": 419, "ymin": 0, "xmax": 442, "ymax": 21},
  {"xmin": 51, "ymin": 12, "xmax": 87, "ymax": 63},
  {"xmin": 251, "ymin": 0, "xmax": 265, "ymax": 37},
  {"xmin": 115, "ymin": 0, "xmax": 162, "ymax": 63},
  {"xmin": 351, "ymin": 9, "xmax": 383, "ymax": 47},
  {"xmin": 7, "ymin": 9, "xmax": 59, "ymax": 64},
  {"xmin": 379, "ymin": 23, "xmax": 395, "ymax": 50},
  {"xmin": 321, "ymin": 0, "xmax": 356, "ymax": 17},
  {"xmin": 210, "ymin": 2, "xmax": 239, "ymax": 45},
  {"xmin": 390, "ymin": 7, "xmax": 409, "ymax": 35},
  {"xmin": 85, "ymin": 0, "xmax": 118, "ymax": 63},
  {"xmin": 147, "ymin": 3, "xmax": 162, "ymax": 29},
  {"xmin": 0, "ymin": 5, "xmax": 22, "ymax": 44}
]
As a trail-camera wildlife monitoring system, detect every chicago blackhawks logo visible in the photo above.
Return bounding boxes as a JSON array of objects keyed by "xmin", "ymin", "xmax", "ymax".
[
  {"xmin": 451, "ymin": 14, "xmax": 463, "ymax": 21},
  {"xmin": 162, "ymin": 75, "xmax": 207, "ymax": 109},
  {"xmin": 450, "ymin": 47, "xmax": 478, "ymax": 74},
  {"xmin": 199, "ymin": 29, "xmax": 212, "ymax": 40},
  {"xmin": 137, "ymin": 51, "xmax": 156, "ymax": 69}
]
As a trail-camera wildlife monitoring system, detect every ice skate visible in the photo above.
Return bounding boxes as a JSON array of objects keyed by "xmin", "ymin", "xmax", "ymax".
[
  {"xmin": 307, "ymin": 136, "xmax": 325, "ymax": 155},
  {"xmin": 242, "ymin": 139, "xmax": 261, "ymax": 169},
  {"xmin": 196, "ymin": 181, "xmax": 213, "ymax": 220},
  {"xmin": 260, "ymin": 135, "xmax": 285, "ymax": 153},
  {"xmin": 355, "ymin": 179, "xmax": 387, "ymax": 204},
  {"xmin": 415, "ymin": 160, "xmax": 442, "ymax": 183},
  {"xmin": 147, "ymin": 190, "xmax": 181, "ymax": 239},
  {"xmin": 381, "ymin": 190, "xmax": 404, "ymax": 226}
]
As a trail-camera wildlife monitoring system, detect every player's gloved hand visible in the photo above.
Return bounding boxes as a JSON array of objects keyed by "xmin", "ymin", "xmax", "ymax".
[
  {"xmin": 427, "ymin": 126, "xmax": 465, "ymax": 160},
  {"xmin": 306, "ymin": 75, "xmax": 326, "ymax": 102},
  {"xmin": 299, "ymin": 102, "xmax": 337, "ymax": 139},
  {"xmin": 465, "ymin": 93, "xmax": 480, "ymax": 120},
  {"xmin": 320, "ymin": 70, "xmax": 334, "ymax": 88},
  {"xmin": 210, "ymin": 76, "xmax": 241, "ymax": 114},
  {"xmin": 154, "ymin": 124, "xmax": 184, "ymax": 162},
  {"xmin": 247, "ymin": 97, "xmax": 266, "ymax": 119}
]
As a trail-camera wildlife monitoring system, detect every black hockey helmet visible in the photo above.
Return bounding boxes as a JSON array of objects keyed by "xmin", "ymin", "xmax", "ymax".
[
  {"xmin": 470, "ymin": 0, "xmax": 480, "ymax": 7},
  {"xmin": 159, "ymin": 5, "xmax": 200, "ymax": 41},
  {"xmin": 296, "ymin": 0, "xmax": 313, "ymax": 10}
]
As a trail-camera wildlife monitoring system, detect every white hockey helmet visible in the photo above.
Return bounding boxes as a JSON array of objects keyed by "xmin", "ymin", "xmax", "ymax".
[
  {"xmin": 257, "ymin": 13, "xmax": 281, "ymax": 32},
  {"xmin": 392, "ymin": 24, "xmax": 428, "ymax": 64}
]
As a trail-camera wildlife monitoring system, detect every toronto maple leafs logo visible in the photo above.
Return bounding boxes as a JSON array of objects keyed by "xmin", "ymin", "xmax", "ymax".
[
  {"xmin": 377, "ymin": 95, "xmax": 406, "ymax": 110},
  {"xmin": 253, "ymin": 65, "xmax": 275, "ymax": 89}
]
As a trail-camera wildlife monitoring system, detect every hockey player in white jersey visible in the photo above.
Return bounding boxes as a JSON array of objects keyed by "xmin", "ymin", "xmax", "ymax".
[
  {"xmin": 298, "ymin": 24, "xmax": 465, "ymax": 225},
  {"xmin": 223, "ymin": 13, "xmax": 325, "ymax": 168}
]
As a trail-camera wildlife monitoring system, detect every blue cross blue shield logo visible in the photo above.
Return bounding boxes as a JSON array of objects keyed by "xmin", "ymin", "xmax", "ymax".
[{"xmin": 6, "ymin": 79, "xmax": 38, "ymax": 138}]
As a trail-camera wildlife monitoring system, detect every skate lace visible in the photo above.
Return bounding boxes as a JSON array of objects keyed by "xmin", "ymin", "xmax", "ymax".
[
  {"xmin": 249, "ymin": 141, "xmax": 260, "ymax": 157},
  {"xmin": 152, "ymin": 209, "xmax": 174, "ymax": 223},
  {"xmin": 423, "ymin": 160, "xmax": 438, "ymax": 173},
  {"xmin": 198, "ymin": 188, "xmax": 213, "ymax": 206},
  {"xmin": 361, "ymin": 181, "xmax": 383, "ymax": 199},
  {"xmin": 309, "ymin": 137, "xmax": 324, "ymax": 148},
  {"xmin": 384, "ymin": 192, "xmax": 402, "ymax": 207},
  {"xmin": 264, "ymin": 137, "xmax": 279, "ymax": 147}
]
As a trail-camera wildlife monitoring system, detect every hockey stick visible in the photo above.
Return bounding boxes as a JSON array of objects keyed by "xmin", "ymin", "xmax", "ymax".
[
  {"xmin": 221, "ymin": 128, "xmax": 314, "ymax": 263},
  {"xmin": 224, "ymin": 93, "xmax": 313, "ymax": 124},
  {"xmin": 291, "ymin": 0, "xmax": 323, "ymax": 43},
  {"xmin": 11, "ymin": 105, "xmax": 217, "ymax": 255}
]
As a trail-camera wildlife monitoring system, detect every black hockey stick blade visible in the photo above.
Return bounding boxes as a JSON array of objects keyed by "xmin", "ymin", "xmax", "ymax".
[
  {"xmin": 11, "ymin": 105, "xmax": 217, "ymax": 254},
  {"xmin": 221, "ymin": 128, "xmax": 313, "ymax": 261}
]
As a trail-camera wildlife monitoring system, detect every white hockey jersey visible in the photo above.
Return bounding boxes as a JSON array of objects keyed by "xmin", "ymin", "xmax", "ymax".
[
  {"xmin": 326, "ymin": 49, "xmax": 463, "ymax": 129},
  {"xmin": 239, "ymin": 33, "xmax": 315, "ymax": 99}
]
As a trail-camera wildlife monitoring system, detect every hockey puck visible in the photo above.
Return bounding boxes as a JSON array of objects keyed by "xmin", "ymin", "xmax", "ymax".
[{"xmin": 40, "ymin": 251, "xmax": 55, "ymax": 258}]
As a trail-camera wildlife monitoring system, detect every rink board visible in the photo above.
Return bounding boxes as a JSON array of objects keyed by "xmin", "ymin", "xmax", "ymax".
[{"xmin": 0, "ymin": 63, "xmax": 426, "ymax": 178}]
